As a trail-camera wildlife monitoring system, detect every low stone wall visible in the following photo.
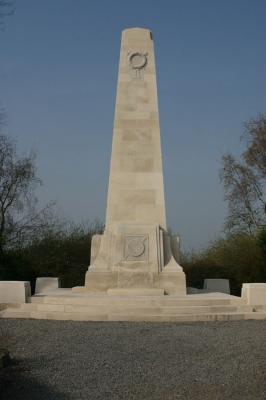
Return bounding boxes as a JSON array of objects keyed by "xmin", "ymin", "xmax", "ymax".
[
  {"xmin": 242, "ymin": 283, "xmax": 266, "ymax": 305},
  {"xmin": 0, "ymin": 281, "xmax": 31, "ymax": 303}
]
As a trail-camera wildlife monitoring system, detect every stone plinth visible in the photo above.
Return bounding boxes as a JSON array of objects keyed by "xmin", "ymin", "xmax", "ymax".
[
  {"xmin": 0, "ymin": 281, "xmax": 31, "ymax": 303},
  {"xmin": 242, "ymin": 283, "xmax": 266, "ymax": 305}
]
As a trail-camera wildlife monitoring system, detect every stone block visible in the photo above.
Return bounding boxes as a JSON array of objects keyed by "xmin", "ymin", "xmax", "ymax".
[
  {"xmin": 0, "ymin": 281, "xmax": 31, "ymax": 303},
  {"xmin": 242, "ymin": 283, "xmax": 266, "ymax": 305},
  {"xmin": 85, "ymin": 271, "xmax": 118, "ymax": 292},
  {"xmin": 203, "ymin": 279, "xmax": 230, "ymax": 294},
  {"xmin": 35, "ymin": 277, "xmax": 60, "ymax": 294},
  {"xmin": 158, "ymin": 272, "xmax": 186, "ymax": 295},
  {"xmin": 118, "ymin": 270, "xmax": 154, "ymax": 288}
]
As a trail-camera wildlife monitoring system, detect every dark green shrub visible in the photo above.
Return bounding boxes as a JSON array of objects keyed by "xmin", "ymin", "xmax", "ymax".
[{"xmin": 182, "ymin": 233, "xmax": 265, "ymax": 295}]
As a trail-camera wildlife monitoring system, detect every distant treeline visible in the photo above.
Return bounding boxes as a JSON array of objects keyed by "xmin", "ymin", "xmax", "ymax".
[
  {"xmin": 0, "ymin": 221, "xmax": 104, "ymax": 291},
  {"xmin": 182, "ymin": 230, "xmax": 266, "ymax": 295},
  {"xmin": 0, "ymin": 110, "xmax": 265, "ymax": 294}
]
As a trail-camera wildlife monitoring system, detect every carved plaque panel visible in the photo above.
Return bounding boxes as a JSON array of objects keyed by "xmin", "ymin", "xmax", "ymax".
[
  {"xmin": 129, "ymin": 53, "xmax": 147, "ymax": 69},
  {"xmin": 124, "ymin": 235, "xmax": 148, "ymax": 262}
]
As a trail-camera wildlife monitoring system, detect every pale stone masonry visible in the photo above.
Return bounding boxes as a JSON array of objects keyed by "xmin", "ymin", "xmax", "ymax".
[
  {"xmin": 83, "ymin": 28, "xmax": 186, "ymax": 294},
  {"xmin": 0, "ymin": 281, "xmax": 31, "ymax": 303},
  {"xmin": 242, "ymin": 283, "xmax": 266, "ymax": 306},
  {"xmin": 106, "ymin": 28, "xmax": 166, "ymax": 230}
]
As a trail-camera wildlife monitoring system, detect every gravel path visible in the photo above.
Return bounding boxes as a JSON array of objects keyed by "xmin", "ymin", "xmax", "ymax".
[{"xmin": 0, "ymin": 319, "xmax": 266, "ymax": 400}]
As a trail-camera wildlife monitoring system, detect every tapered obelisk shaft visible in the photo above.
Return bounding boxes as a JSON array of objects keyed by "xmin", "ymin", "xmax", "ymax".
[
  {"xmin": 106, "ymin": 28, "xmax": 166, "ymax": 230},
  {"xmin": 83, "ymin": 28, "xmax": 186, "ymax": 295}
]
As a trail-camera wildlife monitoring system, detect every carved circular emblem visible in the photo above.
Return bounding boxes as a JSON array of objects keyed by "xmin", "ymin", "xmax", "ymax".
[
  {"xmin": 129, "ymin": 53, "xmax": 147, "ymax": 69},
  {"xmin": 127, "ymin": 238, "xmax": 145, "ymax": 257}
]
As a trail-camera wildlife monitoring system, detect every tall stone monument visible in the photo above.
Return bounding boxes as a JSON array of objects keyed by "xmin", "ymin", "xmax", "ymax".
[{"xmin": 85, "ymin": 28, "xmax": 186, "ymax": 294}]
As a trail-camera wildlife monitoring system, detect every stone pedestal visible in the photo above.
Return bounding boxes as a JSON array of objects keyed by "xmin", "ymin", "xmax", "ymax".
[{"xmin": 85, "ymin": 224, "xmax": 186, "ymax": 294}]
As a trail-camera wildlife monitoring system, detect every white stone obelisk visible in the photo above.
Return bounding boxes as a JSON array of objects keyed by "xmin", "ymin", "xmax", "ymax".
[
  {"xmin": 105, "ymin": 28, "xmax": 166, "ymax": 231},
  {"xmin": 84, "ymin": 28, "xmax": 186, "ymax": 294}
]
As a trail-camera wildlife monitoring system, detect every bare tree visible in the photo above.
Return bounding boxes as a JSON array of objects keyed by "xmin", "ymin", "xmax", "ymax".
[
  {"xmin": 220, "ymin": 115, "xmax": 266, "ymax": 234},
  {"xmin": 243, "ymin": 115, "xmax": 266, "ymax": 179},
  {"xmin": 0, "ymin": 133, "xmax": 55, "ymax": 257}
]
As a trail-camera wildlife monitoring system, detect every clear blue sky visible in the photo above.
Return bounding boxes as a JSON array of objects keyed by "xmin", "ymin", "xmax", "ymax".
[{"xmin": 1, "ymin": 0, "xmax": 266, "ymax": 250}]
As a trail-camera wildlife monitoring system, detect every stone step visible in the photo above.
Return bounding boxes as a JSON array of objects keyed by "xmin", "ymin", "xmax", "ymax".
[
  {"xmin": 0, "ymin": 310, "xmax": 35, "ymax": 319},
  {"xmin": 0, "ymin": 310, "xmax": 108, "ymax": 321},
  {"xmin": 244, "ymin": 312, "xmax": 266, "ymax": 320},
  {"xmin": 108, "ymin": 312, "xmax": 249, "ymax": 322},
  {"xmin": 18, "ymin": 303, "xmax": 241, "ymax": 314},
  {"xmin": 1, "ymin": 309, "xmax": 266, "ymax": 322},
  {"xmin": 30, "ymin": 295, "xmax": 242, "ymax": 307},
  {"xmin": 20, "ymin": 303, "xmax": 65, "ymax": 312}
]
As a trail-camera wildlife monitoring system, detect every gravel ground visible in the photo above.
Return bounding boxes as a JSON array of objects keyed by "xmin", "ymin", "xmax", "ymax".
[{"xmin": 0, "ymin": 319, "xmax": 266, "ymax": 400}]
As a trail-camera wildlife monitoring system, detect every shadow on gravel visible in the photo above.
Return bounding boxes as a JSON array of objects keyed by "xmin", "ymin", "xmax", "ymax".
[{"xmin": 0, "ymin": 361, "xmax": 68, "ymax": 400}]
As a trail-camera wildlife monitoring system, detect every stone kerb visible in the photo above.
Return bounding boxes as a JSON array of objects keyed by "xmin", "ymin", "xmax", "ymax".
[
  {"xmin": 0, "ymin": 281, "xmax": 31, "ymax": 303},
  {"xmin": 242, "ymin": 283, "xmax": 266, "ymax": 306}
]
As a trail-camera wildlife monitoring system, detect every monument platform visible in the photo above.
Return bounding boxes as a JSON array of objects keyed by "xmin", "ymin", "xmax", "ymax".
[{"xmin": 1, "ymin": 289, "xmax": 266, "ymax": 322}]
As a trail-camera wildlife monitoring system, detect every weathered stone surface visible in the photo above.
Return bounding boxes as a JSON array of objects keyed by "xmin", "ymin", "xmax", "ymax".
[
  {"xmin": 83, "ymin": 28, "xmax": 186, "ymax": 294},
  {"xmin": 0, "ymin": 281, "xmax": 31, "ymax": 303},
  {"xmin": 242, "ymin": 283, "xmax": 266, "ymax": 305},
  {"xmin": 85, "ymin": 271, "xmax": 118, "ymax": 292}
]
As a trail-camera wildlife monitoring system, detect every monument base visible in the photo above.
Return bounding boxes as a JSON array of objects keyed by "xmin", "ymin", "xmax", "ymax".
[
  {"xmin": 84, "ymin": 270, "xmax": 118, "ymax": 292},
  {"xmin": 157, "ymin": 269, "xmax": 186, "ymax": 295},
  {"xmin": 79, "ymin": 266, "xmax": 186, "ymax": 296},
  {"xmin": 4, "ymin": 288, "xmax": 265, "ymax": 322},
  {"xmin": 77, "ymin": 224, "xmax": 186, "ymax": 296}
]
